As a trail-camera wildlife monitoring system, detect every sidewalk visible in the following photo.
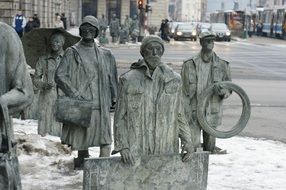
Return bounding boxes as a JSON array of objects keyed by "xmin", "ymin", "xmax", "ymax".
[{"xmin": 233, "ymin": 35, "xmax": 286, "ymax": 46}]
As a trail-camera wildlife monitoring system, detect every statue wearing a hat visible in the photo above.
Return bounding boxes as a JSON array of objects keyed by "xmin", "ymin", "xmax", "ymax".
[
  {"xmin": 112, "ymin": 35, "xmax": 194, "ymax": 165},
  {"xmin": 55, "ymin": 16, "xmax": 118, "ymax": 169},
  {"xmin": 181, "ymin": 31, "xmax": 232, "ymax": 154}
]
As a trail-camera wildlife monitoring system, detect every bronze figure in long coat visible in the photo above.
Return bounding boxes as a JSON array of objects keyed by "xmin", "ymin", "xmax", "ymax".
[{"xmin": 55, "ymin": 16, "xmax": 118, "ymax": 159}]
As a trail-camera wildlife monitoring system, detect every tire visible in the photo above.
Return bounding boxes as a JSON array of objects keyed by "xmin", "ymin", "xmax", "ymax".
[{"xmin": 197, "ymin": 81, "xmax": 251, "ymax": 138}]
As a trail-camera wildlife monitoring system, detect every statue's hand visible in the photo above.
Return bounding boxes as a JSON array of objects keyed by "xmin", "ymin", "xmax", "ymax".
[
  {"xmin": 214, "ymin": 83, "xmax": 231, "ymax": 99},
  {"xmin": 0, "ymin": 96, "xmax": 8, "ymax": 110},
  {"xmin": 42, "ymin": 82, "xmax": 53, "ymax": 90},
  {"xmin": 120, "ymin": 149, "xmax": 135, "ymax": 165},
  {"xmin": 181, "ymin": 142, "xmax": 194, "ymax": 162}
]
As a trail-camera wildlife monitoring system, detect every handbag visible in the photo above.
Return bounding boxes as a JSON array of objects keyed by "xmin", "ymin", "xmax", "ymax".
[
  {"xmin": 55, "ymin": 97, "xmax": 95, "ymax": 128},
  {"xmin": 0, "ymin": 103, "xmax": 21, "ymax": 190}
]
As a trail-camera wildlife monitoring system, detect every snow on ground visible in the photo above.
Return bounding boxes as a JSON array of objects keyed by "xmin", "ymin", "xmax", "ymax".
[{"xmin": 13, "ymin": 119, "xmax": 286, "ymax": 190}]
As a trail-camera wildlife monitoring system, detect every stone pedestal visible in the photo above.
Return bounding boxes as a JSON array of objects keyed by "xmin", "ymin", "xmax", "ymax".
[{"xmin": 83, "ymin": 152, "xmax": 209, "ymax": 190}]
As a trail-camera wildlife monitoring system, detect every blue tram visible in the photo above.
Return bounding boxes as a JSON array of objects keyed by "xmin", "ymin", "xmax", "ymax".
[{"xmin": 262, "ymin": 6, "xmax": 286, "ymax": 39}]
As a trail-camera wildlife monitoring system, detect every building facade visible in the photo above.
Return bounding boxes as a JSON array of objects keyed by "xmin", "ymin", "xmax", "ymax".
[
  {"xmin": 0, "ymin": 0, "xmax": 81, "ymax": 28},
  {"xmin": 82, "ymin": 0, "xmax": 168, "ymax": 29},
  {"xmin": 174, "ymin": 0, "xmax": 207, "ymax": 22}
]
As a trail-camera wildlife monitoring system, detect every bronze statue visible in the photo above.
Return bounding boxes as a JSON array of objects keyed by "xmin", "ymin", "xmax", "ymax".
[
  {"xmin": 33, "ymin": 33, "xmax": 65, "ymax": 137},
  {"xmin": 113, "ymin": 35, "xmax": 194, "ymax": 165},
  {"xmin": 55, "ymin": 16, "xmax": 118, "ymax": 169},
  {"xmin": 181, "ymin": 31, "xmax": 231, "ymax": 153},
  {"xmin": 0, "ymin": 21, "xmax": 34, "ymax": 190}
]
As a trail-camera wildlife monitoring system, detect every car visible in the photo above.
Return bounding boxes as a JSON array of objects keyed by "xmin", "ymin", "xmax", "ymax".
[
  {"xmin": 173, "ymin": 23, "xmax": 197, "ymax": 41},
  {"xmin": 210, "ymin": 23, "xmax": 231, "ymax": 41},
  {"xmin": 168, "ymin": 21, "xmax": 184, "ymax": 38},
  {"xmin": 197, "ymin": 22, "xmax": 211, "ymax": 35}
]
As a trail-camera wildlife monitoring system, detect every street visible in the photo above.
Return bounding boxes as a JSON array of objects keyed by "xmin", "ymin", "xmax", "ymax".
[{"xmin": 108, "ymin": 36, "xmax": 286, "ymax": 143}]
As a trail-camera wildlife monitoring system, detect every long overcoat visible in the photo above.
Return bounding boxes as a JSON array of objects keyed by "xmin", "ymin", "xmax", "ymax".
[
  {"xmin": 33, "ymin": 53, "xmax": 63, "ymax": 136},
  {"xmin": 55, "ymin": 41, "xmax": 117, "ymax": 150}
]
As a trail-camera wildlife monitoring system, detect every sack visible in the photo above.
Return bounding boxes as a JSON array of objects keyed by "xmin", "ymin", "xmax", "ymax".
[
  {"xmin": 0, "ymin": 102, "xmax": 21, "ymax": 190},
  {"xmin": 55, "ymin": 97, "xmax": 95, "ymax": 128}
]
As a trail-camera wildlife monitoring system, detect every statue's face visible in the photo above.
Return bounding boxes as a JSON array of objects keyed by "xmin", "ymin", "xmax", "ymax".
[
  {"xmin": 201, "ymin": 38, "xmax": 214, "ymax": 52},
  {"xmin": 50, "ymin": 35, "xmax": 64, "ymax": 52},
  {"xmin": 142, "ymin": 42, "xmax": 163, "ymax": 70},
  {"xmin": 80, "ymin": 23, "xmax": 97, "ymax": 40}
]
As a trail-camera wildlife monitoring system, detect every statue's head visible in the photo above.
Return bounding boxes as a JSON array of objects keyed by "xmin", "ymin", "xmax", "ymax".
[
  {"xmin": 199, "ymin": 31, "xmax": 216, "ymax": 52},
  {"xmin": 50, "ymin": 33, "xmax": 65, "ymax": 52},
  {"xmin": 79, "ymin": 15, "xmax": 99, "ymax": 39},
  {"xmin": 140, "ymin": 35, "xmax": 164, "ymax": 70}
]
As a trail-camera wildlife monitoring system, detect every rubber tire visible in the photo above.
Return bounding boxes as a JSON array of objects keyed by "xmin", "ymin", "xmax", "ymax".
[{"xmin": 197, "ymin": 81, "xmax": 251, "ymax": 138}]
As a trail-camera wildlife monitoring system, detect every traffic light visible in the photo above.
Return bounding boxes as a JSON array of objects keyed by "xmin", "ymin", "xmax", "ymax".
[
  {"xmin": 145, "ymin": 4, "xmax": 152, "ymax": 12},
  {"xmin": 138, "ymin": 0, "xmax": 143, "ymax": 9}
]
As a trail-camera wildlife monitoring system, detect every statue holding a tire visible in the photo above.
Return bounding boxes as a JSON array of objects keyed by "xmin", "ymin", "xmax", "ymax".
[{"xmin": 181, "ymin": 31, "xmax": 250, "ymax": 154}]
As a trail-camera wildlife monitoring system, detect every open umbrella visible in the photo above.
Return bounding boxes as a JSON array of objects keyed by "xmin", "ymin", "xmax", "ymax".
[{"xmin": 22, "ymin": 27, "xmax": 81, "ymax": 68}]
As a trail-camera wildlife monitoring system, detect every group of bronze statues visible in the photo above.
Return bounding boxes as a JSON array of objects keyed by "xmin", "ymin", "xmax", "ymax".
[{"xmin": 0, "ymin": 15, "xmax": 240, "ymax": 189}]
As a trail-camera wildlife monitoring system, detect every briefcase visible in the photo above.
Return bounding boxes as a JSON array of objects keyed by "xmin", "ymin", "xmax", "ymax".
[{"xmin": 55, "ymin": 97, "xmax": 94, "ymax": 128}]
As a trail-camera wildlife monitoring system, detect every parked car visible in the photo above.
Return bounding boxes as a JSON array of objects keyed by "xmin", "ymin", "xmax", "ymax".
[
  {"xmin": 173, "ymin": 23, "xmax": 197, "ymax": 41},
  {"xmin": 210, "ymin": 23, "xmax": 231, "ymax": 41}
]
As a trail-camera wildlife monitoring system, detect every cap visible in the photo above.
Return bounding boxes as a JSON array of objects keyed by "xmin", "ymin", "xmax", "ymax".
[
  {"xmin": 140, "ymin": 35, "xmax": 164, "ymax": 54},
  {"xmin": 80, "ymin": 15, "xmax": 99, "ymax": 29},
  {"xmin": 199, "ymin": 31, "xmax": 216, "ymax": 40}
]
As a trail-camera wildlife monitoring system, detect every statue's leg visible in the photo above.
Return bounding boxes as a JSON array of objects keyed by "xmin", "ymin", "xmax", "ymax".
[
  {"xmin": 74, "ymin": 149, "xmax": 89, "ymax": 170},
  {"xmin": 99, "ymin": 144, "xmax": 111, "ymax": 157},
  {"xmin": 202, "ymin": 131, "xmax": 216, "ymax": 152},
  {"xmin": 192, "ymin": 121, "xmax": 202, "ymax": 150}
]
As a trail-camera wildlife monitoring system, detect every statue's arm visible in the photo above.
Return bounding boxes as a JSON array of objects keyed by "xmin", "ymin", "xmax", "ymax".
[
  {"xmin": 33, "ymin": 57, "xmax": 45, "ymax": 89},
  {"xmin": 55, "ymin": 49, "xmax": 79, "ymax": 98},
  {"xmin": 109, "ymin": 52, "xmax": 118, "ymax": 106},
  {"xmin": 223, "ymin": 61, "xmax": 232, "ymax": 81},
  {"xmin": 1, "ymin": 58, "xmax": 33, "ymax": 115},
  {"xmin": 113, "ymin": 77, "xmax": 129, "ymax": 154},
  {"xmin": 181, "ymin": 60, "xmax": 196, "ymax": 100},
  {"xmin": 177, "ymin": 89, "xmax": 194, "ymax": 152}
]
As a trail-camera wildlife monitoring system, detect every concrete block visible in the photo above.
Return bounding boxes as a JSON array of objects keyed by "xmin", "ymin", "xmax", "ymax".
[{"xmin": 83, "ymin": 152, "xmax": 209, "ymax": 190}]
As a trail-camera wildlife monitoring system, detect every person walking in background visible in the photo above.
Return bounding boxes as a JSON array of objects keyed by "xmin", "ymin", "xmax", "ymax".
[
  {"xmin": 25, "ymin": 16, "xmax": 35, "ymax": 33},
  {"xmin": 12, "ymin": 10, "xmax": 26, "ymax": 37},
  {"xmin": 61, "ymin": 13, "xmax": 67, "ymax": 30},
  {"xmin": 33, "ymin": 13, "xmax": 41, "ymax": 28},
  {"xmin": 54, "ymin": 15, "xmax": 64, "ymax": 28}
]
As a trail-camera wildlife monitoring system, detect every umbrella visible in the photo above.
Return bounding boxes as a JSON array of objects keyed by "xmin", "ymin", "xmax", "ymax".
[{"xmin": 22, "ymin": 27, "xmax": 81, "ymax": 68}]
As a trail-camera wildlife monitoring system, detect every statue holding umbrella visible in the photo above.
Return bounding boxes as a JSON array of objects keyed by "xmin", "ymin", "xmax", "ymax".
[{"xmin": 22, "ymin": 28, "xmax": 80, "ymax": 137}]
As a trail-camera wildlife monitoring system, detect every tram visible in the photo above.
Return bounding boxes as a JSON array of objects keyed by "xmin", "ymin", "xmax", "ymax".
[
  {"xmin": 262, "ymin": 6, "xmax": 286, "ymax": 38},
  {"xmin": 210, "ymin": 10, "xmax": 246, "ymax": 38}
]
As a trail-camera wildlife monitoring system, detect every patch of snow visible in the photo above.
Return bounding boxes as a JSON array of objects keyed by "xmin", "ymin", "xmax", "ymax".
[{"xmin": 13, "ymin": 119, "xmax": 286, "ymax": 190}]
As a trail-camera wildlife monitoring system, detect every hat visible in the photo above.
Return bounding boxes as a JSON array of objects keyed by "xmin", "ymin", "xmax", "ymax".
[
  {"xmin": 199, "ymin": 31, "xmax": 216, "ymax": 40},
  {"xmin": 140, "ymin": 35, "xmax": 164, "ymax": 54},
  {"xmin": 80, "ymin": 15, "xmax": 99, "ymax": 29}
]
